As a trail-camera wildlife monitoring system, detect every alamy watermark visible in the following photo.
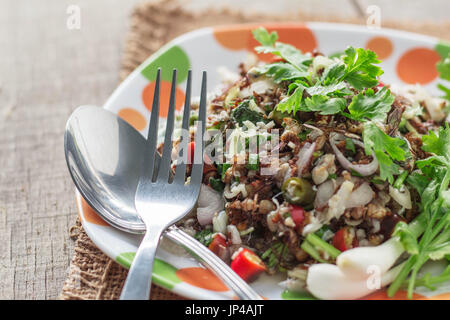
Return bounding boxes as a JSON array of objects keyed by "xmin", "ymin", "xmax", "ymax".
[{"xmin": 66, "ymin": 5, "xmax": 81, "ymax": 30}]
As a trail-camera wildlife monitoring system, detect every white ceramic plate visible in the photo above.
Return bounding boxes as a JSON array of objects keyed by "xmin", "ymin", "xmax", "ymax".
[{"xmin": 77, "ymin": 22, "xmax": 450, "ymax": 300}]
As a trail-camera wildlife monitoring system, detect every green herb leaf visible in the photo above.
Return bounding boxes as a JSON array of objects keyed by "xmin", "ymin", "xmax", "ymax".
[
  {"xmin": 209, "ymin": 177, "xmax": 225, "ymax": 193},
  {"xmin": 252, "ymin": 27, "xmax": 278, "ymax": 47},
  {"xmin": 341, "ymin": 47, "xmax": 384, "ymax": 90},
  {"xmin": 194, "ymin": 229, "xmax": 214, "ymax": 247},
  {"xmin": 254, "ymin": 62, "xmax": 309, "ymax": 83},
  {"xmin": 393, "ymin": 222, "xmax": 420, "ymax": 255},
  {"xmin": 421, "ymin": 124, "xmax": 450, "ymax": 163},
  {"xmin": 277, "ymin": 84, "xmax": 305, "ymax": 114},
  {"xmin": 253, "ymin": 28, "xmax": 312, "ymax": 70},
  {"xmin": 231, "ymin": 99, "xmax": 267, "ymax": 126},
  {"xmin": 346, "ymin": 87, "xmax": 395, "ymax": 122},
  {"xmin": 303, "ymin": 96, "xmax": 347, "ymax": 115},
  {"xmin": 362, "ymin": 122, "xmax": 406, "ymax": 183}
]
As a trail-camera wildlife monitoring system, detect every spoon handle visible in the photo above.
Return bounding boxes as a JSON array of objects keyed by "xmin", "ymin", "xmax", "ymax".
[
  {"xmin": 165, "ymin": 225, "xmax": 263, "ymax": 300},
  {"xmin": 120, "ymin": 225, "xmax": 163, "ymax": 300}
]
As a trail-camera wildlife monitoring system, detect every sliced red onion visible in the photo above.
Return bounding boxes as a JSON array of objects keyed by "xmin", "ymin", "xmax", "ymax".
[
  {"xmin": 296, "ymin": 142, "xmax": 316, "ymax": 176},
  {"xmin": 329, "ymin": 134, "xmax": 379, "ymax": 176}
]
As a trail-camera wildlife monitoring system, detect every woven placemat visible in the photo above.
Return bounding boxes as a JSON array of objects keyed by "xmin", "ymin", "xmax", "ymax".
[{"xmin": 60, "ymin": 0, "xmax": 450, "ymax": 300}]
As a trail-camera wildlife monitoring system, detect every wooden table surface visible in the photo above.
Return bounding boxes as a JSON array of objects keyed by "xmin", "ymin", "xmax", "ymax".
[{"xmin": 0, "ymin": 0, "xmax": 447, "ymax": 300}]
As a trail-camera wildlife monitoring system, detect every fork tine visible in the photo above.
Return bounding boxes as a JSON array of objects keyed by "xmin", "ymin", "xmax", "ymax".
[
  {"xmin": 141, "ymin": 68, "xmax": 161, "ymax": 182},
  {"xmin": 157, "ymin": 69, "xmax": 178, "ymax": 182},
  {"xmin": 190, "ymin": 71, "xmax": 207, "ymax": 186},
  {"xmin": 174, "ymin": 70, "xmax": 192, "ymax": 183}
]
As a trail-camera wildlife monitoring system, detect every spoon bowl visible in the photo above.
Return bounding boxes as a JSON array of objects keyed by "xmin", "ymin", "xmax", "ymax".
[
  {"xmin": 64, "ymin": 105, "xmax": 262, "ymax": 300},
  {"xmin": 65, "ymin": 105, "xmax": 146, "ymax": 233}
]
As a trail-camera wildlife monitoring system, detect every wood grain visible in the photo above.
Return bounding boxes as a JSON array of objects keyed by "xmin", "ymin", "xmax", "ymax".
[{"xmin": 0, "ymin": 0, "xmax": 140, "ymax": 299}]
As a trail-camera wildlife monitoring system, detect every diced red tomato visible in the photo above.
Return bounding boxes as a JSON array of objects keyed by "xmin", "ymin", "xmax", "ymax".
[
  {"xmin": 208, "ymin": 233, "xmax": 228, "ymax": 256},
  {"xmin": 231, "ymin": 248, "xmax": 266, "ymax": 282},
  {"xmin": 288, "ymin": 204, "xmax": 305, "ymax": 229},
  {"xmin": 377, "ymin": 81, "xmax": 385, "ymax": 88},
  {"xmin": 332, "ymin": 227, "xmax": 359, "ymax": 252}
]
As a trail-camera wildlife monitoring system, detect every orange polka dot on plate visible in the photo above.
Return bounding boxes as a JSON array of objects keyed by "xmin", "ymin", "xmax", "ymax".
[
  {"xmin": 366, "ymin": 36, "xmax": 393, "ymax": 60},
  {"xmin": 213, "ymin": 25, "xmax": 252, "ymax": 50},
  {"xmin": 142, "ymin": 81, "xmax": 185, "ymax": 118},
  {"xmin": 118, "ymin": 108, "xmax": 146, "ymax": 131},
  {"xmin": 176, "ymin": 267, "xmax": 229, "ymax": 292},
  {"xmin": 80, "ymin": 198, "xmax": 110, "ymax": 227},
  {"xmin": 397, "ymin": 47, "xmax": 441, "ymax": 84}
]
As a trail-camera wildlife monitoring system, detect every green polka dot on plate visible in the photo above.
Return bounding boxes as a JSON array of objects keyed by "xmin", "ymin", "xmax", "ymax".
[
  {"xmin": 141, "ymin": 45, "xmax": 190, "ymax": 84},
  {"xmin": 116, "ymin": 252, "xmax": 182, "ymax": 290},
  {"xmin": 281, "ymin": 289, "xmax": 317, "ymax": 300}
]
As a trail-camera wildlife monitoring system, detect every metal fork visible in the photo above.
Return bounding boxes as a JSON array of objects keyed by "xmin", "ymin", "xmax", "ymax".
[{"xmin": 120, "ymin": 69, "xmax": 262, "ymax": 300}]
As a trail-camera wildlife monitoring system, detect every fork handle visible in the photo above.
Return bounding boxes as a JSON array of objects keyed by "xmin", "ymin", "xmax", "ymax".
[
  {"xmin": 165, "ymin": 225, "xmax": 263, "ymax": 300},
  {"xmin": 120, "ymin": 227, "xmax": 163, "ymax": 300}
]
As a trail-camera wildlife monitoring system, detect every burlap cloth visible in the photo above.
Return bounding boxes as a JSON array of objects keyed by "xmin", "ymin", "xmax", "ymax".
[{"xmin": 60, "ymin": 0, "xmax": 450, "ymax": 300}]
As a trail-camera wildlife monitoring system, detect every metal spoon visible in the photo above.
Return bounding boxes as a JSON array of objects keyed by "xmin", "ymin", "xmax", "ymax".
[{"xmin": 64, "ymin": 105, "xmax": 262, "ymax": 300}]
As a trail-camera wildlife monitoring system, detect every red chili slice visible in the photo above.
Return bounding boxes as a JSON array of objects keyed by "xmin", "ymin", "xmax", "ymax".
[
  {"xmin": 231, "ymin": 248, "xmax": 266, "ymax": 282},
  {"xmin": 332, "ymin": 227, "xmax": 358, "ymax": 252}
]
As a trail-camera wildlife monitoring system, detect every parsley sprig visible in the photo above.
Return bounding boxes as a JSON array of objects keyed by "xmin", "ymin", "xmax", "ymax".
[{"xmin": 252, "ymin": 27, "xmax": 407, "ymax": 183}]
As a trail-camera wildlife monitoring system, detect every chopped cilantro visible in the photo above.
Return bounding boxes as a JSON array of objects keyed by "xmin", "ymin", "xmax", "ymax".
[
  {"xmin": 231, "ymin": 99, "xmax": 267, "ymax": 126},
  {"xmin": 194, "ymin": 229, "xmax": 214, "ymax": 247},
  {"xmin": 328, "ymin": 173, "xmax": 338, "ymax": 180},
  {"xmin": 209, "ymin": 177, "xmax": 225, "ymax": 193}
]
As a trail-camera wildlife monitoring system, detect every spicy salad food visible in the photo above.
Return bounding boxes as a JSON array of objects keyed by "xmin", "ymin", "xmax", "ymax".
[{"xmin": 174, "ymin": 28, "xmax": 450, "ymax": 299}]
